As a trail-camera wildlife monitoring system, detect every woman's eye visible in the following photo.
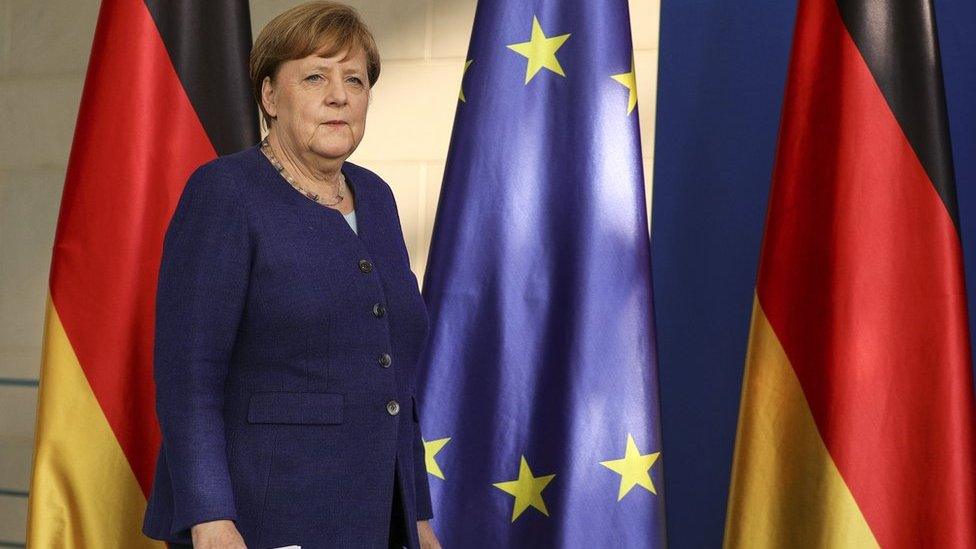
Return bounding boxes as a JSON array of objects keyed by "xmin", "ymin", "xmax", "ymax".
[
  {"xmin": 306, "ymin": 74, "xmax": 323, "ymax": 82},
  {"xmin": 347, "ymin": 77, "xmax": 364, "ymax": 86}
]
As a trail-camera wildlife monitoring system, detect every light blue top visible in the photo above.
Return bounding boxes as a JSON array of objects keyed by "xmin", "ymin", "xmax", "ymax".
[{"xmin": 343, "ymin": 209, "xmax": 358, "ymax": 234}]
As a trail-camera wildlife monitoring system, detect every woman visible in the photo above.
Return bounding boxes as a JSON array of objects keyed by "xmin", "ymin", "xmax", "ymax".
[{"xmin": 142, "ymin": 3, "xmax": 441, "ymax": 548}]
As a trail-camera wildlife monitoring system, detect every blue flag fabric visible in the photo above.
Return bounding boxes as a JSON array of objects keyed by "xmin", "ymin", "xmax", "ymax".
[{"xmin": 416, "ymin": 1, "xmax": 665, "ymax": 546}]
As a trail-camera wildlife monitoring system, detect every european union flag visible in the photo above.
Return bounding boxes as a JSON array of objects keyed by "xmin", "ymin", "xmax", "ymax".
[{"xmin": 416, "ymin": 1, "xmax": 665, "ymax": 546}]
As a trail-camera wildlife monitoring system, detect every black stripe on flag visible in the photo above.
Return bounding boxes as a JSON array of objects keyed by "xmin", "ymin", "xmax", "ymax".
[
  {"xmin": 143, "ymin": 0, "xmax": 259, "ymax": 156},
  {"xmin": 836, "ymin": 0, "xmax": 959, "ymax": 230}
]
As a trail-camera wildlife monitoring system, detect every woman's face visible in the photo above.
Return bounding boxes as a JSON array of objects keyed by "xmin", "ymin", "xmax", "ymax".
[{"xmin": 262, "ymin": 48, "xmax": 370, "ymax": 162}]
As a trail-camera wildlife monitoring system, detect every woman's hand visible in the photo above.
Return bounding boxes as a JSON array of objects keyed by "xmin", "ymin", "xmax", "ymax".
[
  {"xmin": 418, "ymin": 520, "xmax": 441, "ymax": 549},
  {"xmin": 191, "ymin": 519, "xmax": 247, "ymax": 548}
]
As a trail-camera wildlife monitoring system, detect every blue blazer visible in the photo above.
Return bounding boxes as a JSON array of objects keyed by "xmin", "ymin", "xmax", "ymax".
[{"xmin": 142, "ymin": 145, "xmax": 433, "ymax": 548}]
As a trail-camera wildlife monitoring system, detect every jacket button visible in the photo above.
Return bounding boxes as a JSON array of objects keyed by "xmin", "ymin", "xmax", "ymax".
[
  {"xmin": 372, "ymin": 303, "xmax": 386, "ymax": 318},
  {"xmin": 378, "ymin": 353, "xmax": 392, "ymax": 368},
  {"xmin": 359, "ymin": 259, "xmax": 373, "ymax": 273},
  {"xmin": 387, "ymin": 400, "xmax": 400, "ymax": 416}
]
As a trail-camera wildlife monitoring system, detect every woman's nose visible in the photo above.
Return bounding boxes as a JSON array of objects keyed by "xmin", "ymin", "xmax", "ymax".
[{"xmin": 325, "ymin": 78, "xmax": 348, "ymax": 106}]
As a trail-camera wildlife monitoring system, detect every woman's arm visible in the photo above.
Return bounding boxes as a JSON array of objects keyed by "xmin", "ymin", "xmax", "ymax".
[
  {"xmin": 191, "ymin": 519, "xmax": 247, "ymax": 548},
  {"xmin": 153, "ymin": 163, "xmax": 251, "ymax": 538}
]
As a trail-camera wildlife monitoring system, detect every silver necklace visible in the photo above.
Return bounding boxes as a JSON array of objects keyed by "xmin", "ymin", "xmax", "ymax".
[{"xmin": 260, "ymin": 136, "xmax": 345, "ymax": 207}]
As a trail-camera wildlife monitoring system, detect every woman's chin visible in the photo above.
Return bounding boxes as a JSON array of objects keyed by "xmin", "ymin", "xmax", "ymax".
[{"xmin": 309, "ymin": 140, "xmax": 356, "ymax": 161}]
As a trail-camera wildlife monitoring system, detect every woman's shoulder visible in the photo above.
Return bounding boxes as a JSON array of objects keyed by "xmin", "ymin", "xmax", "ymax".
[
  {"xmin": 166, "ymin": 146, "xmax": 269, "ymax": 230},
  {"xmin": 191, "ymin": 145, "xmax": 263, "ymax": 183},
  {"xmin": 181, "ymin": 145, "xmax": 266, "ymax": 201}
]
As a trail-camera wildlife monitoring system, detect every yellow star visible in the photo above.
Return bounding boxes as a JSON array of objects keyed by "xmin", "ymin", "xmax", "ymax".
[
  {"xmin": 423, "ymin": 437, "xmax": 451, "ymax": 479},
  {"xmin": 611, "ymin": 60, "xmax": 638, "ymax": 114},
  {"xmin": 492, "ymin": 455, "xmax": 556, "ymax": 522},
  {"xmin": 599, "ymin": 434, "xmax": 660, "ymax": 501},
  {"xmin": 459, "ymin": 60, "xmax": 473, "ymax": 102},
  {"xmin": 506, "ymin": 16, "xmax": 571, "ymax": 84}
]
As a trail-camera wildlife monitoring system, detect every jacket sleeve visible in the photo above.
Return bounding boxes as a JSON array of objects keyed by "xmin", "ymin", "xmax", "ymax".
[
  {"xmin": 413, "ymin": 395, "xmax": 434, "ymax": 520},
  {"xmin": 153, "ymin": 163, "xmax": 250, "ymax": 537}
]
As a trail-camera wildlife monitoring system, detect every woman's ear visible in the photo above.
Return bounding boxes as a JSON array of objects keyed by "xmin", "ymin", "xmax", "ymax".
[{"xmin": 260, "ymin": 76, "xmax": 277, "ymax": 119}]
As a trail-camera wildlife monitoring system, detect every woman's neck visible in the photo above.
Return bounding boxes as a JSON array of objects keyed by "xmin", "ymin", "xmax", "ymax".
[{"xmin": 267, "ymin": 129, "xmax": 344, "ymax": 189}]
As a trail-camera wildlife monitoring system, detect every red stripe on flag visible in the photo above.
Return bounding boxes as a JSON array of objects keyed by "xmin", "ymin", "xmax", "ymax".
[
  {"xmin": 756, "ymin": 0, "xmax": 976, "ymax": 546},
  {"xmin": 49, "ymin": 0, "xmax": 216, "ymax": 495}
]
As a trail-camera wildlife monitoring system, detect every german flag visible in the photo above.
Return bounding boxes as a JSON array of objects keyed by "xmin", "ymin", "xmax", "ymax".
[
  {"xmin": 725, "ymin": 0, "xmax": 976, "ymax": 547},
  {"xmin": 26, "ymin": 1, "xmax": 257, "ymax": 545}
]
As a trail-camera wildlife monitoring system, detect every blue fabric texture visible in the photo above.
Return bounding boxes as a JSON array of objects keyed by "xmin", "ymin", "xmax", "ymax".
[{"xmin": 142, "ymin": 144, "xmax": 432, "ymax": 549}]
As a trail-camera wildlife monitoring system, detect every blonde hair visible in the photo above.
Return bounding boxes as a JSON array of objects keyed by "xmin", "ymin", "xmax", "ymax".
[{"xmin": 249, "ymin": 1, "xmax": 380, "ymax": 129}]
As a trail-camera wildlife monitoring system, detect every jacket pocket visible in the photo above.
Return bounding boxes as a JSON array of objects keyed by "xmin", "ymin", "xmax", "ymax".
[{"xmin": 247, "ymin": 391, "xmax": 344, "ymax": 425}]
